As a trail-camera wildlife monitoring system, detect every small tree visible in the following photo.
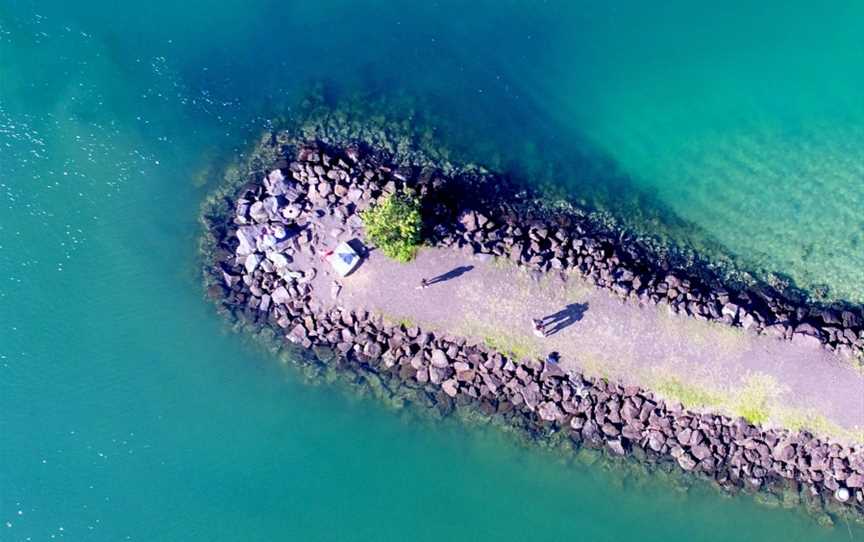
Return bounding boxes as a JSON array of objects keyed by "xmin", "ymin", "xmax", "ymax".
[{"xmin": 361, "ymin": 192, "xmax": 422, "ymax": 262}]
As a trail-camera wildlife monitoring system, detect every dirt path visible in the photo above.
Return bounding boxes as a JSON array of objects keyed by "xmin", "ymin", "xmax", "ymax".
[{"xmin": 297, "ymin": 219, "xmax": 864, "ymax": 441}]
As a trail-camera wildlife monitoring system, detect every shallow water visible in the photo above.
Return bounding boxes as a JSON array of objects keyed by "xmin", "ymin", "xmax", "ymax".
[{"xmin": 2, "ymin": 2, "xmax": 863, "ymax": 540}]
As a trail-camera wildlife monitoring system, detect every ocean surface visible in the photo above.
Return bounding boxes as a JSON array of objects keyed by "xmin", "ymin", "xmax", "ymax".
[{"xmin": 1, "ymin": 1, "xmax": 863, "ymax": 540}]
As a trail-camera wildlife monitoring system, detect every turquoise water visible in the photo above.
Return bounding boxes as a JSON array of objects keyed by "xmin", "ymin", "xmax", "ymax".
[{"xmin": 2, "ymin": 2, "xmax": 863, "ymax": 540}]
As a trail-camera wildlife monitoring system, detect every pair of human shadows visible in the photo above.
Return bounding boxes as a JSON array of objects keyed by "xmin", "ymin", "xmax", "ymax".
[{"xmin": 540, "ymin": 302, "xmax": 589, "ymax": 336}]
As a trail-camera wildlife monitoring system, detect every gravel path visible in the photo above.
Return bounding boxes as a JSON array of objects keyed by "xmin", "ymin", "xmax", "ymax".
[{"xmin": 297, "ymin": 219, "xmax": 864, "ymax": 439}]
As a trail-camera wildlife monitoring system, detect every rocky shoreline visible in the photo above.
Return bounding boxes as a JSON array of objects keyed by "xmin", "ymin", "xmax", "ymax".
[{"xmin": 200, "ymin": 132, "xmax": 864, "ymax": 522}]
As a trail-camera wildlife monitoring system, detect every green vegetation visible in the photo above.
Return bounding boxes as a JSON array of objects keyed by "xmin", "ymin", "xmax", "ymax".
[
  {"xmin": 650, "ymin": 373, "xmax": 864, "ymax": 442},
  {"xmin": 654, "ymin": 374, "xmax": 777, "ymax": 426},
  {"xmin": 778, "ymin": 411, "xmax": 864, "ymax": 444},
  {"xmin": 655, "ymin": 377, "xmax": 722, "ymax": 409},
  {"xmin": 482, "ymin": 332, "xmax": 539, "ymax": 361},
  {"xmin": 360, "ymin": 192, "xmax": 423, "ymax": 262},
  {"xmin": 733, "ymin": 374, "xmax": 775, "ymax": 425},
  {"xmin": 379, "ymin": 311, "xmax": 416, "ymax": 330}
]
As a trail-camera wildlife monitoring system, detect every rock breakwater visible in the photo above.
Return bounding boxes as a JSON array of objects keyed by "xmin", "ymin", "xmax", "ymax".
[{"xmin": 201, "ymin": 134, "xmax": 864, "ymax": 520}]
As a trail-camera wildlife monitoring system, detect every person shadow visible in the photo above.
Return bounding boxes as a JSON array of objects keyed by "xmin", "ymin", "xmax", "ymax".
[
  {"xmin": 542, "ymin": 302, "xmax": 589, "ymax": 335},
  {"xmin": 427, "ymin": 265, "xmax": 474, "ymax": 286}
]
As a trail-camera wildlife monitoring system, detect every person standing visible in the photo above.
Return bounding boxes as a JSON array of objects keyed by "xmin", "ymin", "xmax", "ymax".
[{"xmin": 532, "ymin": 317, "xmax": 546, "ymax": 337}]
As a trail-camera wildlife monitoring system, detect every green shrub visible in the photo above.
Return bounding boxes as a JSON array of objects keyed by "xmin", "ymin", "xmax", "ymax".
[{"xmin": 360, "ymin": 192, "xmax": 422, "ymax": 262}]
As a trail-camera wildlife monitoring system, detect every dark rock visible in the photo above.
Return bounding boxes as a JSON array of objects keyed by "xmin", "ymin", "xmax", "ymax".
[{"xmin": 540, "ymin": 360, "xmax": 566, "ymax": 381}]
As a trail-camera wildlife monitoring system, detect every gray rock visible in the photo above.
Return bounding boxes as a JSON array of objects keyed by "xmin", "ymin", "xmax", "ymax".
[
  {"xmin": 222, "ymin": 271, "xmax": 240, "ymax": 288},
  {"xmin": 821, "ymin": 309, "xmax": 842, "ymax": 326},
  {"xmin": 772, "ymin": 441, "xmax": 796, "ymax": 462},
  {"xmin": 430, "ymin": 349, "xmax": 449, "ymax": 368},
  {"xmin": 691, "ymin": 444, "xmax": 712, "ymax": 461},
  {"xmin": 288, "ymin": 324, "xmax": 308, "ymax": 343},
  {"xmin": 244, "ymin": 253, "xmax": 261, "ymax": 274},
  {"xmin": 442, "ymin": 379, "xmax": 459, "ymax": 398},
  {"xmin": 236, "ymin": 226, "xmax": 260, "ymax": 256},
  {"xmin": 841, "ymin": 310, "xmax": 861, "ymax": 328},
  {"xmin": 270, "ymin": 286, "xmax": 291, "ymax": 305},
  {"xmin": 538, "ymin": 401, "xmax": 563, "ymax": 421},
  {"xmin": 846, "ymin": 473, "xmax": 864, "ymax": 488},
  {"xmin": 677, "ymin": 452, "xmax": 698, "ymax": 471},
  {"xmin": 458, "ymin": 210, "xmax": 478, "ymax": 231},
  {"xmin": 722, "ymin": 302, "xmax": 740, "ymax": 321},
  {"xmin": 428, "ymin": 366, "xmax": 445, "ymax": 384},
  {"xmin": 791, "ymin": 331, "xmax": 824, "ymax": 349},
  {"xmin": 347, "ymin": 188, "xmax": 365, "ymax": 203},
  {"xmin": 266, "ymin": 251, "xmax": 289, "ymax": 269},
  {"xmin": 264, "ymin": 169, "xmax": 287, "ymax": 196},
  {"xmin": 795, "ymin": 323, "xmax": 821, "ymax": 337},
  {"xmin": 607, "ymin": 437, "xmax": 627, "ymax": 456},
  {"xmin": 363, "ymin": 342, "xmax": 383, "ymax": 358},
  {"xmin": 249, "ymin": 201, "xmax": 269, "ymax": 223},
  {"xmin": 601, "ymin": 423, "xmax": 620, "ymax": 437},
  {"xmin": 740, "ymin": 311, "xmax": 756, "ymax": 330},
  {"xmin": 520, "ymin": 385, "xmax": 541, "ymax": 409},
  {"xmin": 262, "ymin": 197, "xmax": 279, "ymax": 220},
  {"xmin": 647, "ymin": 431, "xmax": 665, "ymax": 452}
]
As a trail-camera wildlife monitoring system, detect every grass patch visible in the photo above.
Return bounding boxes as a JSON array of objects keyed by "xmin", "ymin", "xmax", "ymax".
[
  {"xmin": 652, "ymin": 373, "xmax": 863, "ymax": 443},
  {"xmin": 732, "ymin": 374, "xmax": 777, "ymax": 425},
  {"xmin": 656, "ymin": 306, "xmax": 744, "ymax": 352},
  {"xmin": 655, "ymin": 377, "xmax": 723, "ymax": 409},
  {"xmin": 380, "ymin": 313, "xmax": 416, "ymax": 330},
  {"xmin": 653, "ymin": 373, "xmax": 781, "ymax": 426},
  {"xmin": 483, "ymin": 332, "xmax": 539, "ymax": 361},
  {"xmin": 397, "ymin": 317, "xmax": 415, "ymax": 329},
  {"xmin": 778, "ymin": 411, "xmax": 864, "ymax": 444}
]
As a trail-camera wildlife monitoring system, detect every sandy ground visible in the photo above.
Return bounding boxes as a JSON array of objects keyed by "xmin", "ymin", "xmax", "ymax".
[{"xmin": 296, "ymin": 216, "xmax": 864, "ymax": 439}]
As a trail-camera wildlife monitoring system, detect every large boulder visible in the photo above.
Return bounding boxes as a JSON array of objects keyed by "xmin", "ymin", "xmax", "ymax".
[
  {"xmin": 677, "ymin": 452, "xmax": 698, "ymax": 471},
  {"xmin": 430, "ymin": 349, "xmax": 449, "ymax": 368},
  {"xmin": 263, "ymin": 169, "xmax": 287, "ymax": 196},
  {"xmin": 607, "ymin": 437, "xmax": 627, "ymax": 456},
  {"xmin": 458, "ymin": 210, "xmax": 479, "ymax": 232},
  {"xmin": 236, "ymin": 226, "xmax": 260, "ymax": 256},
  {"xmin": 538, "ymin": 401, "xmax": 563, "ymax": 422},
  {"xmin": 442, "ymin": 379, "xmax": 459, "ymax": 398},
  {"xmin": 244, "ymin": 253, "xmax": 261, "ymax": 274},
  {"xmin": 540, "ymin": 360, "xmax": 565, "ymax": 382}
]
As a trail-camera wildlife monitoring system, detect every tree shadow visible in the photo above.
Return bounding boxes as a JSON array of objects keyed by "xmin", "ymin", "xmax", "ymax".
[
  {"xmin": 542, "ymin": 302, "xmax": 589, "ymax": 336},
  {"xmin": 347, "ymin": 238, "xmax": 372, "ymax": 258},
  {"xmin": 428, "ymin": 265, "xmax": 474, "ymax": 286}
]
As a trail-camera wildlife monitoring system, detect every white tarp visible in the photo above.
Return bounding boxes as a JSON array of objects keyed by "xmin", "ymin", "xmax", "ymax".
[{"xmin": 327, "ymin": 242, "xmax": 361, "ymax": 277}]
